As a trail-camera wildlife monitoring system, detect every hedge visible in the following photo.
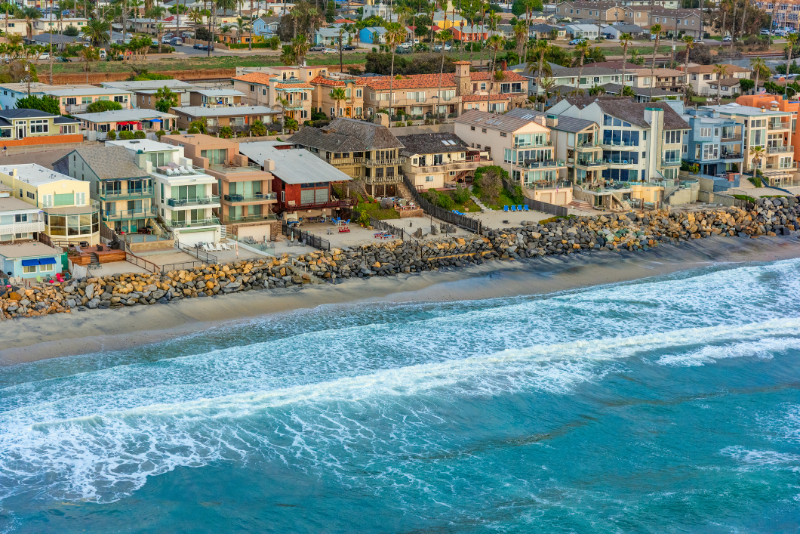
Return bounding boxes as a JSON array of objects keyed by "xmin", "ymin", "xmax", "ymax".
[{"xmin": 227, "ymin": 42, "xmax": 277, "ymax": 49}]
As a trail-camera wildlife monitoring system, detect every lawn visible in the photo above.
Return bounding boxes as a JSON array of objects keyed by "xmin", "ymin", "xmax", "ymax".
[
  {"xmin": 471, "ymin": 185, "xmax": 522, "ymax": 211},
  {"xmin": 439, "ymin": 190, "xmax": 481, "ymax": 213},
  {"xmin": 355, "ymin": 194, "xmax": 401, "ymax": 220}
]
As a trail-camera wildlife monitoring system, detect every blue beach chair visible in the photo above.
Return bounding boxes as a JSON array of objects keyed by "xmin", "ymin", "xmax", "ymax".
[
  {"xmin": 523, "ymin": 205, "xmax": 529, "ymax": 212},
  {"xmin": 503, "ymin": 205, "xmax": 509, "ymax": 212}
]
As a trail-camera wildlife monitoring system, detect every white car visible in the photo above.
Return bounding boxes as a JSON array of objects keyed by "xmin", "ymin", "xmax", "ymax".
[
  {"xmin": 39, "ymin": 53, "xmax": 49, "ymax": 60},
  {"xmin": 722, "ymin": 35, "xmax": 732, "ymax": 42},
  {"xmin": 322, "ymin": 47, "xmax": 336, "ymax": 54}
]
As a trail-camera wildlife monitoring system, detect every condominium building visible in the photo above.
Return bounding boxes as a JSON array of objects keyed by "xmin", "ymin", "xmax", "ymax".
[
  {"xmin": 398, "ymin": 133, "xmax": 486, "ymax": 191},
  {"xmin": 289, "ymin": 118, "xmax": 405, "ymax": 196},
  {"xmin": 737, "ymin": 94, "xmax": 800, "ymax": 164},
  {"xmin": 700, "ymin": 103, "xmax": 797, "ymax": 187},
  {"xmin": 455, "ymin": 110, "xmax": 567, "ymax": 194},
  {"xmin": 0, "ymin": 164, "xmax": 99, "ymax": 246},
  {"xmin": 681, "ymin": 108, "xmax": 745, "ymax": 180},
  {"xmin": 170, "ymin": 105, "xmax": 279, "ymax": 132},
  {"xmin": 53, "ymin": 146, "xmax": 155, "ymax": 235},
  {"xmin": 754, "ymin": 1, "xmax": 800, "ymax": 32},
  {"xmin": 107, "ymin": 139, "xmax": 223, "ymax": 246},
  {"xmin": 683, "ymin": 64, "xmax": 751, "ymax": 97},
  {"xmin": 161, "ymin": 133, "xmax": 278, "ymax": 241}
]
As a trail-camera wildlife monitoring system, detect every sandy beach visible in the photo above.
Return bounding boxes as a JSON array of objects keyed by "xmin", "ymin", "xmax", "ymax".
[{"xmin": 2, "ymin": 235, "xmax": 799, "ymax": 365}]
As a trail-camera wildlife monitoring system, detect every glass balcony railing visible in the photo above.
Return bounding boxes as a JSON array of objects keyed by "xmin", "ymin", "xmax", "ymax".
[
  {"xmin": 221, "ymin": 213, "xmax": 277, "ymax": 224},
  {"xmin": 661, "ymin": 158, "xmax": 682, "ymax": 166},
  {"xmin": 166, "ymin": 196, "xmax": 220, "ymax": 207},
  {"xmin": 767, "ymin": 145, "xmax": 793, "ymax": 154},
  {"xmin": 168, "ymin": 217, "xmax": 220, "ymax": 228},
  {"xmin": 99, "ymin": 187, "xmax": 154, "ymax": 200},
  {"xmin": 151, "ymin": 165, "xmax": 209, "ymax": 177},
  {"xmin": 601, "ymin": 140, "xmax": 639, "ymax": 148},
  {"xmin": 223, "ymin": 193, "xmax": 277, "ymax": 202},
  {"xmin": 103, "ymin": 206, "xmax": 156, "ymax": 221}
]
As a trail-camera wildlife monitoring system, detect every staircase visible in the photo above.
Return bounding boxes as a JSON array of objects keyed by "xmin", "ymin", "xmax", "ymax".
[
  {"xmin": 567, "ymin": 199, "xmax": 594, "ymax": 211},
  {"xmin": 89, "ymin": 252, "xmax": 101, "ymax": 270},
  {"xmin": 396, "ymin": 181, "xmax": 414, "ymax": 201},
  {"xmin": 220, "ymin": 225, "xmax": 227, "ymax": 239}
]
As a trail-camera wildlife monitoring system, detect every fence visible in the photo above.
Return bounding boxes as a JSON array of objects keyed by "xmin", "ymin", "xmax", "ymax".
[
  {"xmin": 125, "ymin": 251, "xmax": 161, "ymax": 273},
  {"xmin": 501, "ymin": 177, "xmax": 569, "ymax": 217},
  {"xmin": 177, "ymin": 243, "xmax": 218, "ymax": 264},
  {"xmin": 369, "ymin": 216, "xmax": 409, "ymax": 240},
  {"xmin": 281, "ymin": 221, "xmax": 331, "ymax": 251},
  {"xmin": 162, "ymin": 260, "xmax": 209, "ymax": 272},
  {"xmin": 402, "ymin": 176, "xmax": 482, "ymax": 234}
]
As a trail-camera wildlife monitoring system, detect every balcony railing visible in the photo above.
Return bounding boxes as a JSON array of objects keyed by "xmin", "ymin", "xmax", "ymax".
[
  {"xmin": 151, "ymin": 165, "xmax": 208, "ymax": 177},
  {"xmin": 765, "ymin": 162, "xmax": 797, "ymax": 170},
  {"xmin": 720, "ymin": 152, "xmax": 743, "ymax": 160},
  {"xmin": 99, "ymin": 187, "xmax": 154, "ymax": 200},
  {"xmin": 606, "ymin": 159, "xmax": 638, "ymax": 166},
  {"xmin": 363, "ymin": 174, "xmax": 402, "ymax": 184},
  {"xmin": 283, "ymin": 199, "xmax": 354, "ymax": 211},
  {"xmin": 661, "ymin": 159, "xmax": 681, "ymax": 166},
  {"xmin": 768, "ymin": 121, "xmax": 790, "ymax": 130},
  {"xmin": 103, "ymin": 206, "xmax": 156, "ymax": 221},
  {"xmin": 327, "ymin": 157, "xmax": 364, "ymax": 165},
  {"xmin": 208, "ymin": 163, "xmax": 262, "ymax": 173},
  {"xmin": 414, "ymin": 160, "xmax": 480, "ymax": 173},
  {"xmin": 167, "ymin": 196, "xmax": 220, "ymax": 208},
  {"xmin": 720, "ymin": 134, "xmax": 742, "ymax": 142},
  {"xmin": 575, "ymin": 159, "xmax": 608, "ymax": 167},
  {"xmin": 223, "ymin": 193, "xmax": 277, "ymax": 203},
  {"xmin": 768, "ymin": 145, "xmax": 794, "ymax": 154},
  {"xmin": 168, "ymin": 217, "xmax": 220, "ymax": 228},
  {"xmin": 519, "ymin": 159, "xmax": 566, "ymax": 169},
  {"xmin": 513, "ymin": 141, "xmax": 553, "ymax": 148},
  {"xmin": 0, "ymin": 220, "xmax": 45, "ymax": 236},
  {"xmin": 363, "ymin": 158, "xmax": 403, "ymax": 167},
  {"xmin": 600, "ymin": 140, "xmax": 639, "ymax": 148},
  {"xmin": 220, "ymin": 213, "xmax": 277, "ymax": 224},
  {"xmin": 575, "ymin": 141, "xmax": 600, "ymax": 150}
]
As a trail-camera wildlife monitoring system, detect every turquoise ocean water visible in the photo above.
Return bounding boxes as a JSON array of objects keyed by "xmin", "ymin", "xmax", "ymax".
[{"xmin": 1, "ymin": 258, "xmax": 800, "ymax": 533}]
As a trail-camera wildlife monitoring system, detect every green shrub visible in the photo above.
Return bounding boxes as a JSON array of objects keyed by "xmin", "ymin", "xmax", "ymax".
[
  {"xmin": 748, "ymin": 176, "xmax": 763, "ymax": 187},
  {"xmin": 187, "ymin": 127, "xmax": 200, "ymax": 134},
  {"xmin": 133, "ymin": 130, "xmax": 146, "ymax": 139},
  {"xmin": 155, "ymin": 129, "xmax": 166, "ymax": 139},
  {"xmin": 406, "ymin": 120, "xmax": 413, "ymax": 126},
  {"xmin": 170, "ymin": 130, "xmax": 179, "ymax": 134},
  {"xmin": 106, "ymin": 130, "xmax": 117, "ymax": 140},
  {"xmin": 118, "ymin": 130, "xmax": 134, "ymax": 140},
  {"xmin": 452, "ymin": 185, "xmax": 471, "ymax": 204},
  {"xmin": 219, "ymin": 126, "xmax": 233, "ymax": 138}
]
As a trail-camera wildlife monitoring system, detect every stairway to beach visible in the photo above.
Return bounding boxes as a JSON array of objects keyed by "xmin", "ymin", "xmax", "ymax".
[{"xmin": 567, "ymin": 200, "xmax": 594, "ymax": 211}]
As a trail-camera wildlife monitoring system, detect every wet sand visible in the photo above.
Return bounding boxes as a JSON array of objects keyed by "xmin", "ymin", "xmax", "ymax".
[{"xmin": 1, "ymin": 235, "xmax": 799, "ymax": 365}]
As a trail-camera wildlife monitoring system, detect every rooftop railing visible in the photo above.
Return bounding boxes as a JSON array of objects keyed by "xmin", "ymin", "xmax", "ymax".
[
  {"xmin": 151, "ymin": 165, "xmax": 208, "ymax": 177},
  {"xmin": 208, "ymin": 163, "xmax": 262, "ymax": 173}
]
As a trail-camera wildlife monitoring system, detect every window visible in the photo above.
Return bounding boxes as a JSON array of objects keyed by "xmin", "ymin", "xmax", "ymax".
[
  {"xmin": 23, "ymin": 265, "xmax": 36, "ymax": 274},
  {"xmin": 664, "ymin": 130, "xmax": 681, "ymax": 143},
  {"xmin": 425, "ymin": 176, "xmax": 434, "ymax": 182},
  {"xmin": 300, "ymin": 110, "xmax": 308, "ymax": 118},
  {"xmin": 500, "ymin": 132, "xmax": 507, "ymax": 137},
  {"xmin": 29, "ymin": 119, "xmax": 48, "ymax": 134},
  {"xmin": 702, "ymin": 144, "xmax": 719, "ymax": 160},
  {"xmin": 356, "ymin": 89, "xmax": 362, "ymax": 98},
  {"xmin": 471, "ymin": 126, "xmax": 475, "ymax": 130},
  {"xmin": 481, "ymin": 128, "xmax": 487, "ymax": 133},
  {"xmin": 82, "ymin": 96, "xmax": 92, "ymax": 104}
]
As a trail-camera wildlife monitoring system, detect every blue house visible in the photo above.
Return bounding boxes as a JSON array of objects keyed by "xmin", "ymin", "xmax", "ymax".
[
  {"xmin": 252, "ymin": 16, "xmax": 280, "ymax": 37},
  {"xmin": 359, "ymin": 26, "xmax": 386, "ymax": 44},
  {"xmin": 0, "ymin": 242, "xmax": 64, "ymax": 281},
  {"xmin": 682, "ymin": 108, "xmax": 744, "ymax": 190}
]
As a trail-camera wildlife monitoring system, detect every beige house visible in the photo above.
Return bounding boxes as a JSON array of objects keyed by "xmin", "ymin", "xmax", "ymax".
[
  {"xmin": 455, "ymin": 110, "xmax": 566, "ymax": 194},
  {"xmin": 309, "ymin": 74, "xmax": 366, "ymax": 120},
  {"xmin": 46, "ymin": 87, "xmax": 133, "ymax": 115},
  {"xmin": 161, "ymin": 133, "xmax": 278, "ymax": 240},
  {"xmin": 554, "ymin": 1, "xmax": 626, "ymax": 23},
  {"xmin": 623, "ymin": 7, "xmax": 704, "ymax": 38},
  {"xmin": 398, "ymin": 132, "xmax": 487, "ymax": 191},
  {"xmin": 233, "ymin": 66, "xmax": 331, "ymax": 125},
  {"xmin": 629, "ymin": 68, "xmax": 687, "ymax": 92},
  {"xmin": 684, "ymin": 64, "xmax": 751, "ymax": 96}
]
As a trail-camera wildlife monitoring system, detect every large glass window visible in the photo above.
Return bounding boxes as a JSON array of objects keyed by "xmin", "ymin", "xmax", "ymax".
[
  {"xmin": 201, "ymin": 149, "xmax": 228, "ymax": 165},
  {"xmin": 148, "ymin": 152, "xmax": 168, "ymax": 167},
  {"xmin": 702, "ymin": 144, "xmax": 719, "ymax": 160}
]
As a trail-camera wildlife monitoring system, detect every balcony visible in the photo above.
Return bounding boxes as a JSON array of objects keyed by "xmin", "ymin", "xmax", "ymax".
[
  {"xmin": 768, "ymin": 121, "xmax": 790, "ymax": 130},
  {"xmin": 168, "ymin": 217, "xmax": 220, "ymax": 228},
  {"xmin": 513, "ymin": 141, "xmax": 553, "ymax": 149},
  {"xmin": 720, "ymin": 134, "xmax": 742, "ymax": 143},
  {"xmin": 151, "ymin": 165, "xmax": 209, "ymax": 177},
  {"xmin": 363, "ymin": 158, "xmax": 403, "ymax": 167},
  {"xmin": 99, "ymin": 187, "xmax": 155, "ymax": 201},
  {"xmin": 327, "ymin": 157, "xmax": 363, "ymax": 165},
  {"xmin": 223, "ymin": 193, "xmax": 277, "ymax": 203},
  {"xmin": 720, "ymin": 152, "xmax": 743, "ymax": 160},
  {"xmin": 655, "ymin": 81, "xmax": 685, "ymax": 89},
  {"xmin": 103, "ymin": 206, "xmax": 156, "ymax": 221},
  {"xmin": 414, "ymin": 160, "xmax": 481, "ymax": 173},
  {"xmin": 768, "ymin": 145, "xmax": 794, "ymax": 154},
  {"xmin": 167, "ymin": 196, "xmax": 220, "ymax": 208},
  {"xmin": 519, "ymin": 159, "xmax": 566, "ymax": 169},
  {"xmin": 283, "ymin": 199, "xmax": 354, "ymax": 211},
  {"xmin": 575, "ymin": 158, "xmax": 608, "ymax": 168},
  {"xmin": 765, "ymin": 162, "xmax": 797, "ymax": 170},
  {"xmin": 283, "ymin": 102, "xmax": 305, "ymax": 110},
  {"xmin": 600, "ymin": 140, "xmax": 639, "ymax": 148},
  {"xmin": 661, "ymin": 159, "xmax": 682, "ymax": 167},
  {"xmin": 606, "ymin": 159, "xmax": 638, "ymax": 167},
  {"xmin": 220, "ymin": 213, "xmax": 277, "ymax": 224},
  {"xmin": 0, "ymin": 220, "xmax": 45, "ymax": 236},
  {"xmin": 208, "ymin": 163, "xmax": 263, "ymax": 174},
  {"xmin": 575, "ymin": 141, "xmax": 600, "ymax": 150}
]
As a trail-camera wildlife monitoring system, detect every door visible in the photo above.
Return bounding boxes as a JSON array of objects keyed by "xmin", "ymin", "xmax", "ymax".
[{"xmin": 16, "ymin": 124, "xmax": 24, "ymax": 139}]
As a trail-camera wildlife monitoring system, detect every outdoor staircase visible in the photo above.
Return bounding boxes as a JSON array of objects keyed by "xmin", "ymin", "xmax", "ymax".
[
  {"xmin": 220, "ymin": 226, "xmax": 227, "ymax": 239},
  {"xmin": 567, "ymin": 200, "xmax": 594, "ymax": 211},
  {"xmin": 396, "ymin": 181, "xmax": 414, "ymax": 200},
  {"xmin": 89, "ymin": 252, "xmax": 101, "ymax": 270}
]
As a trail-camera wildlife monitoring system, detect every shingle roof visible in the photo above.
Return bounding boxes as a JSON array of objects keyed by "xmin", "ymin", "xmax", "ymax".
[
  {"xmin": 709, "ymin": 78, "xmax": 742, "ymax": 87},
  {"xmin": 600, "ymin": 83, "xmax": 676, "ymax": 98},
  {"xmin": 396, "ymin": 133, "xmax": 469, "ymax": 156},
  {"xmin": 594, "ymin": 100, "xmax": 689, "ymax": 130},
  {"xmin": 360, "ymin": 70, "xmax": 526, "ymax": 91},
  {"xmin": 57, "ymin": 146, "xmax": 150, "ymax": 180},
  {"xmin": 454, "ymin": 109, "xmax": 544, "ymax": 133},
  {"xmin": 0, "ymin": 108, "xmax": 58, "ymax": 119},
  {"xmin": 504, "ymin": 107, "xmax": 597, "ymax": 132},
  {"xmin": 550, "ymin": 65, "xmax": 623, "ymax": 77},
  {"xmin": 461, "ymin": 94, "xmax": 511, "ymax": 102},
  {"xmin": 288, "ymin": 118, "xmax": 404, "ymax": 152},
  {"xmin": 685, "ymin": 64, "xmax": 750, "ymax": 74}
]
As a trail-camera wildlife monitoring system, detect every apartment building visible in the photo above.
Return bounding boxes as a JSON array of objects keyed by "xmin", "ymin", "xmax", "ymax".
[
  {"xmin": 683, "ymin": 65, "xmax": 751, "ymax": 96},
  {"xmin": 101, "ymin": 80, "xmax": 194, "ymax": 109},
  {"xmin": 233, "ymin": 71, "xmax": 317, "ymax": 126},
  {"xmin": 737, "ymin": 94, "xmax": 800, "ymax": 164},
  {"xmin": 398, "ymin": 133, "xmax": 484, "ymax": 191},
  {"xmin": 0, "ymin": 197, "xmax": 45, "ymax": 244},
  {"xmin": 505, "ymin": 108, "xmax": 601, "ymax": 185},
  {"xmin": 551, "ymin": 99, "xmax": 690, "ymax": 182},
  {"xmin": 239, "ymin": 142, "xmax": 355, "ymax": 220},
  {"xmin": 0, "ymin": 109, "xmax": 81, "ymax": 147},
  {"xmin": 681, "ymin": 108, "xmax": 745, "ymax": 182},
  {"xmin": 701, "ymin": 103, "xmax": 797, "ymax": 187},
  {"xmin": 46, "ymin": 87, "xmax": 133, "ymax": 115},
  {"xmin": 161, "ymin": 134, "xmax": 278, "ymax": 241},
  {"xmin": 170, "ymin": 105, "xmax": 279, "ymax": 132},
  {"xmin": 289, "ymin": 118, "xmax": 405, "ymax": 196},
  {"xmin": 309, "ymin": 74, "xmax": 366, "ymax": 119},
  {"xmin": 0, "ymin": 164, "xmax": 99, "ymax": 246},
  {"xmin": 53, "ymin": 146, "xmax": 155, "ymax": 235},
  {"xmin": 455, "ymin": 110, "xmax": 567, "ymax": 195},
  {"xmin": 33, "ymin": 15, "xmax": 87, "ymax": 33},
  {"xmin": 754, "ymin": 1, "xmax": 800, "ymax": 32},
  {"xmin": 361, "ymin": 61, "xmax": 528, "ymax": 119},
  {"xmin": 107, "ymin": 139, "xmax": 223, "ymax": 246},
  {"xmin": 0, "ymin": 82, "xmax": 92, "ymax": 111}
]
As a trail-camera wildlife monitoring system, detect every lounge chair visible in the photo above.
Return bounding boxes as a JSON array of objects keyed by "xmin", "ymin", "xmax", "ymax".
[
  {"xmin": 503, "ymin": 205, "xmax": 509, "ymax": 212},
  {"xmin": 345, "ymin": 219, "xmax": 350, "ymax": 225},
  {"xmin": 523, "ymin": 205, "xmax": 529, "ymax": 212},
  {"xmin": 517, "ymin": 205, "xmax": 524, "ymax": 211},
  {"xmin": 35, "ymin": 275, "xmax": 43, "ymax": 284},
  {"xmin": 510, "ymin": 205, "xmax": 516, "ymax": 212}
]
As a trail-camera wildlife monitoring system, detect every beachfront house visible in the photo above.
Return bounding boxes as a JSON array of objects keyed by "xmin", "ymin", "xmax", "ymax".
[
  {"xmin": 72, "ymin": 109, "xmax": 178, "ymax": 140},
  {"xmin": 100, "ymin": 80, "xmax": 194, "ymax": 109},
  {"xmin": 45, "ymin": 87, "xmax": 133, "ymax": 115},
  {"xmin": 0, "ymin": 109, "xmax": 81, "ymax": 148},
  {"xmin": 107, "ymin": 139, "xmax": 222, "ymax": 247},
  {"xmin": 53, "ymin": 146, "xmax": 156, "ymax": 235},
  {"xmin": 397, "ymin": 132, "xmax": 486, "ymax": 191},
  {"xmin": 170, "ymin": 105, "xmax": 280, "ymax": 133},
  {"xmin": 681, "ymin": 108, "xmax": 744, "ymax": 188},
  {"xmin": 0, "ymin": 241, "xmax": 63, "ymax": 280},
  {"xmin": 0, "ymin": 196, "xmax": 45, "ymax": 243}
]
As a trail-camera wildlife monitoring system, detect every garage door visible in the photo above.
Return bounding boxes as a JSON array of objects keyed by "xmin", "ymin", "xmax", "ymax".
[
  {"xmin": 555, "ymin": 192, "xmax": 568, "ymax": 205},
  {"xmin": 176, "ymin": 229, "xmax": 216, "ymax": 248}
]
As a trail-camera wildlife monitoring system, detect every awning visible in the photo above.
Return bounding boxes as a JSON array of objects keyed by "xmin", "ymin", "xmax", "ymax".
[
  {"xmin": 20, "ymin": 259, "xmax": 38, "ymax": 267},
  {"xmin": 151, "ymin": 119, "xmax": 162, "ymax": 122},
  {"xmin": 39, "ymin": 257, "xmax": 56, "ymax": 265}
]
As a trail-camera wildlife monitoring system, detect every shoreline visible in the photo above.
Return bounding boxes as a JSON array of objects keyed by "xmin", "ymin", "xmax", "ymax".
[{"xmin": 2, "ymin": 235, "xmax": 800, "ymax": 366}]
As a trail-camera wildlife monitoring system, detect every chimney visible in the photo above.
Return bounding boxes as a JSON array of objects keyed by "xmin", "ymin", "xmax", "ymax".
[
  {"xmin": 10, "ymin": 168, "xmax": 16, "ymax": 177},
  {"xmin": 761, "ymin": 106, "xmax": 766, "ymax": 112},
  {"xmin": 534, "ymin": 116, "xmax": 546, "ymax": 126},
  {"xmin": 546, "ymin": 114, "xmax": 558, "ymax": 128},
  {"xmin": 500, "ymin": 60, "xmax": 507, "ymax": 71}
]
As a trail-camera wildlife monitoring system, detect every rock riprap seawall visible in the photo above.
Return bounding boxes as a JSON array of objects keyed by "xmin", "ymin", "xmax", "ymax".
[{"xmin": 1, "ymin": 196, "xmax": 798, "ymax": 320}]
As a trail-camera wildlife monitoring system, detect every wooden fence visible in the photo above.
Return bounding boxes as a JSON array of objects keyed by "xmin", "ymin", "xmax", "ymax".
[
  {"xmin": 281, "ymin": 221, "xmax": 331, "ymax": 251},
  {"xmin": 402, "ymin": 176, "xmax": 482, "ymax": 234},
  {"xmin": 369, "ymin": 216, "xmax": 409, "ymax": 240},
  {"xmin": 501, "ymin": 178, "xmax": 569, "ymax": 217}
]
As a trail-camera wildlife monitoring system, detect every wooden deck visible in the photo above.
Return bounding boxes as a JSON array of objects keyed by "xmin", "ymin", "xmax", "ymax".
[{"xmin": 68, "ymin": 246, "xmax": 126, "ymax": 266}]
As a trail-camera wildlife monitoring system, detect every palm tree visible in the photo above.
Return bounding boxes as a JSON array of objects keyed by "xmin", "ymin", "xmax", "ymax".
[
  {"xmin": 78, "ymin": 45, "xmax": 100, "ymax": 83},
  {"xmin": 539, "ymin": 76, "xmax": 555, "ymax": 109},
  {"xmin": 749, "ymin": 145, "xmax": 765, "ymax": 176},
  {"xmin": 619, "ymin": 32, "xmax": 632, "ymax": 91},
  {"xmin": 512, "ymin": 21, "xmax": 526, "ymax": 60},
  {"xmin": 81, "ymin": 19, "xmax": 111, "ymax": 47},
  {"xmin": 574, "ymin": 40, "xmax": 589, "ymax": 95},
  {"xmin": 649, "ymin": 23, "xmax": 662, "ymax": 101},
  {"xmin": 713, "ymin": 63, "xmax": 729, "ymax": 104},
  {"xmin": 786, "ymin": 33, "xmax": 799, "ymax": 98},
  {"xmin": 22, "ymin": 7, "xmax": 40, "ymax": 40},
  {"xmin": 291, "ymin": 33, "xmax": 309, "ymax": 65},
  {"xmin": 750, "ymin": 56, "xmax": 768, "ymax": 94},
  {"xmin": 682, "ymin": 35, "xmax": 694, "ymax": 102},
  {"xmin": 384, "ymin": 21, "xmax": 406, "ymax": 126},
  {"xmin": 486, "ymin": 34, "xmax": 505, "ymax": 112},
  {"xmin": 0, "ymin": 2, "xmax": 14, "ymax": 39},
  {"xmin": 435, "ymin": 28, "xmax": 452, "ymax": 121},
  {"xmin": 156, "ymin": 22, "xmax": 165, "ymax": 53},
  {"xmin": 330, "ymin": 87, "xmax": 346, "ymax": 119},
  {"xmin": 533, "ymin": 39, "xmax": 548, "ymax": 106},
  {"xmin": 235, "ymin": 17, "xmax": 247, "ymax": 46}
]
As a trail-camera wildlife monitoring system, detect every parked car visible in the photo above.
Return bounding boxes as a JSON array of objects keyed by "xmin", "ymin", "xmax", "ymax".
[
  {"xmin": 569, "ymin": 38, "xmax": 586, "ymax": 45},
  {"xmin": 433, "ymin": 43, "xmax": 451, "ymax": 51},
  {"xmin": 170, "ymin": 37, "xmax": 183, "ymax": 45},
  {"xmin": 342, "ymin": 44, "xmax": 356, "ymax": 50},
  {"xmin": 396, "ymin": 46, "xmax": 412, "ymax": 54},
  {"xmin": 722, "ymin": 35, "xmax": 732, "ymax": 42},
  {"xmin": 761, "ymin": 29, "xmax": 771, "ymax": 35},
  {"xmin": 55, "ymin": 56, "xmax": 70, "ymax": 62},
  {"xmin": 39, "ymin": 53, "xmax": 49, "ymax": 60},
  {"xmin": 310, "ymin": 44, "xmax": 325, "ymax": 51},
  {"xmin": 322, "ymin": 47, "xmax": 336, "ymax": 53},
  {"xmin": 162, "ymin": 37, "xmax": 172, "ymax": 44}
]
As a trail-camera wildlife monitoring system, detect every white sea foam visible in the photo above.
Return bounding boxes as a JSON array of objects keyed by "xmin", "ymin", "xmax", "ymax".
[
  {"xmin": 656, "ymin": 337, "xmax": 800, "ymax": 367},
  {"xmin": 720, "ymin": 446, "xmax": 800, "ymax": 472}
]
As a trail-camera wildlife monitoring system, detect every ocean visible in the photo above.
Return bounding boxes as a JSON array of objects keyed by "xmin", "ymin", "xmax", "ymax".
[{"xmin": 1, "ymin": 258, "xmax": 799, "ymax": 533}]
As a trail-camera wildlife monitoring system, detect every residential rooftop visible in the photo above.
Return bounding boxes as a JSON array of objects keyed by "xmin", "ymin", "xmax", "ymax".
[
  {"xmin": 100, "ymin": 80, "xmax": 194, "ymax": 91},
  {"xmin": 0, "ymin": 242, "xmax": 61, "ymax": 258},
  {"xmin": 700, "ymin": 104, "xmax": 793, "ymax": 116},
  {"xmin": 72, "ymin": 109, "xmax": 178, "ymax": 122},
  {"xmin": 454, "ymin": 110, "xmax": 545, "ymax": 133},
  {"xmin": 171, "ymin": 105, "xmax": 279, "ymax": 117},
  {"xmin": 239, "ymin": 143, "xmax": 353, "ymax": 185},
  {"xmin": 46, "ymin": 87, "xmax": 133, "ymax": 97},
  {"xmin": 57, "ymin": 146, "xmax": 150, "ymax": 180},
  {"xmin": 106, "ymin": 139, "xmax": 180, "ymax": 153},
  {"xmin": 192, "ymin": 88, "xmax": 245, "ymax": 97},
  {"xmin": 289, "ymin": 118, "xmax": 404, "ymax": 152},
  {"xmin": 396, "ymin": 133, "xmax": 469, "ymax": 156},
  {"xmin": 0, "ymin": 164, "xmax": 77, "ymax": 186},
  {"xmin": 504, "ymin": 107, "xmax": 596, "ymax": 133},
  {"xmin": 0, "ymin": 197, "xmax": 41, "ymax": 212}
]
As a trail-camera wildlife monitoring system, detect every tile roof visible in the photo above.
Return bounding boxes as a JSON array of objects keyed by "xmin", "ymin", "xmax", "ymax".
[
  {"xmin": 361, "ymin": 70, "xmax": 527, "ymax": 90},
  {"xmin": 685, "ymin": 64, "xmax": 750, "ymax": 74},
  {"xmin": 550, "ymin": 65, "xmax": 624, "ymax": 77},
  {"xmin": 461, "ymin": 94, "xmax": 511, "ymax": 102},
  {"xmin": 504, "ymin": 107, "xmax": 597, "ymax": 133},
  {"xmin": 288, "ymin": 118, "xmax": 404, "ymax": 152},
  {"xmin": 455, "ymin": 110, "xmax": 545, "ymax": 133},
  {"xmin": 58, "ymin": 146, "xmax": 150, "ymax": 180},
  {"xmin": 311, "ymin": 75, "xmax": 345, "ymax": 87},
  {"xmin": 396, "ymin": 133, "xmax": 469, "ymax": 156},
  {"xmin": 274, "ymin": 82, "xmax": 314, "ymax": 89},
  {"xmin": 233, "ymin": 72, "xmax": 274, "ymax": 85}
]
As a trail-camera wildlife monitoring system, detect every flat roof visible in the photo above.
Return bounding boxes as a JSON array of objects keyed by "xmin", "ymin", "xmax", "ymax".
[
  {"xmin": 171, "ymin": 105, "xmax": 279, "ymax": 117},
  {"xmin": 107, "ymin": 139, "xmax": 180, "ymax": 152},
  {"xmin": 101, "ymin": 80, "xmax": 195, "ymax": 91},
  {"xmin": 0, "ymin": 164, "xmax": 77, "ymax": 186},
  {"xmin": 700, "ymin": 104, "xmax": 792, "ymax": 117},
  {"xmin": 239, "ymin": 143, "xmax": 352, "ymax": 184},
  {"xmin": 0, "ymin": 197, "xmax": 40, "ymax": 212},
  {"xmin": 72, "ymin": 109, "xmax": 177, "ymax": 122},
  {"xmin": 193, "ymin": 89, "xmax": 245, "ymax": 97},
  {"xmin": 47, "ymin": 87, "xmax": 133, "ymax": 97},
  {"xmin": 0, "ymin": 241, "xmax": 60, "ymax": 258}
]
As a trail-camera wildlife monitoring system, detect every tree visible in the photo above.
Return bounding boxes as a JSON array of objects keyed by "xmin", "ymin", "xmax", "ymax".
[
  {"xmin": 786, "ymin": 33, "xmax": 799, "ymax": 99},
  {"xmin": 15, "ymin": 95, "xmax": 60, "ymax": 114},
  {"xmin": 219, "ymin": 126, "xmax": 234, "ymax": 138},
  {"xmin": 330, "ymin": 87, "xmax": 346, "ymax": 119},
  {"xmin": 574, "ymin": 40, "xmax": 589, "ymax": 94},
  {"xmin": 682, "ymin": 35, "xmax": 694, "ymax": 102},
  {"xmin": 750, "ymin": 56, "xmax": 768, "ymax": 93},
  {"xmin": 513, "ymin": 21, "xmax": 526, "ymax": 60},
  {"xmin": 250, "ymin": 119, "xmax": 266, "ymax": 136},
  {"xmin": 713, "ymin": 63, "xmax": 729, "ymax": 103},
  {"xmin": 325, "ymin": 0, "xmax": 335, "ymax": 23},
  {"xmin": 622, "ymin": 85, "xmax": 636, "ymax": 97},
  {"xmin": 291, "ymin": 34, "xmax": 310, "ymax": 65},
  {"xmin": 749, "ymin": 145, "xmax": 765, "ymax": 174},
  {"xmin": 480, "ymin": 169, "xmax": 502, "ymax": 203},
  {"xmin": 383, "ymin": 21, "xmax": 406, "ymax": 125},
  {"xmin": 22, "ymin": 7, "xmax": 40, "ymax": 40},
  {"xmin": 738, "ymin": 78, "xmax": 755, "ymax": 93},
  {"xmin": 532, "ymin": 39, "xmax": 548, "ymax": 109},
  {"xmin": 81, "ymin": 19, "xmax": 111, "ymax": 47},
  {"xmin": 78, "ymin": 46, "xmax": 100, "ymax": 84},
  {"xmin": 619, "ymin": 33, "xmax": 633, "ymax": 93},
  {"xmin": 189, "ymin": 119, "xmax": 207, "ymax": 133},
  {"xmin": 155, "ymin": 85, "xmax": 179, "ymax": 112},
  {"xmin": 280, "ymin": 44, "xmax": 295, "ymax": 65},
  {"xmin": 649, "ymin": 24, "xmax": 663, "ymax": 100},
  {"xmin": 119, "ymin": 130, "xmax": 135, "ymax": 139},
  {"xmin": 86, "ymin": 100, "xmax": 123, "ymax": 113},
  {"xmin": 63, "ymin": 24, "xmax": 79, "ymax": 36},
  {"xmin": 435, "ymin": 28, "xmax": 452, "ymax": 121},
  {"xmin": 0, "ymin": 2, "xmax": 14, "ymax": 39},
  {"xmin": 486, "ymin": 34, "xmax": 505, "ymax": 111}
]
